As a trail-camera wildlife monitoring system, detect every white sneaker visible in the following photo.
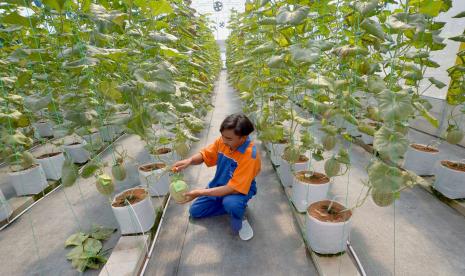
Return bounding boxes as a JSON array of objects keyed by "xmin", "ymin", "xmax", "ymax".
[{"xmin": 239, "ymin": 219, "xmax": 254, "ymax": 241}]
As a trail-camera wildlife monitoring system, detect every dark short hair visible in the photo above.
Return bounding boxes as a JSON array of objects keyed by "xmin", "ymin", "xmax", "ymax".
[{"xmin": 220, "ymin": 113, "xmax": 254, "ymax": 136}]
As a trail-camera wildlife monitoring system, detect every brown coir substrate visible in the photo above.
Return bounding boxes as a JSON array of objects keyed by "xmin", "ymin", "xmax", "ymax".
[
  {"xmin": 308, "ymin": 200, "xmax": 352, "ymax": 223},
  {"xmin": 156, "ymin": 148, "xmax": 171, "ymax": 154},
  {"xmin": 37, "ymin": 152, "xmax": 61, "ymax": 159},
  {"xmin": 112, "ymin": 188, "xmax": 147, "ymax": 207},
  {"xmin": 441, "ymin": 161, "xmax": 465, "ymax": 172},
  {"xmin": 295, "ymin": 171, "xmax": 329, "ymax": 184},
  {"xmin": 139, "ymin": 163, "xmax": 166, "ymax": 172},
  {"xmin": 411, "ymin": 144, "xmax": 439, "ymax": 153}
]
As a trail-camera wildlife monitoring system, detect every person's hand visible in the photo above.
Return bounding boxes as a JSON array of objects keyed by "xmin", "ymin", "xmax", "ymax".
[
  {"xmin": 177, "ymin": 189, "xmax": 203, "ymax": 204},
  {"xmin": 172, "ymin": 158, "xmax": 192, "ymax": 172}
]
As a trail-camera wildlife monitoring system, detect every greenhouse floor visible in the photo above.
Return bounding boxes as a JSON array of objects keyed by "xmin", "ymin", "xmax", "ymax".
[{"xmin": 144, "ymin": 71, "xmax": 318, "ymax": 275}]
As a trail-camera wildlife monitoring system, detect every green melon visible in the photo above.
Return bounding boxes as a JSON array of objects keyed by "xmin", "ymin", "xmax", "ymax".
[{"xmin": 169, "ymin": 180, "xmax": 189, "ymax": 203}]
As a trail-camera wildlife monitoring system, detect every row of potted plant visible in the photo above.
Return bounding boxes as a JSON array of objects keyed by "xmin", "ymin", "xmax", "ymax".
[
  {"xmin": 0, "ymin": 0, "xmax": 220, "ymax": 271},
  {"xmin": 226, "ymin": 0, "xmax": 462, "ymax": 254}
]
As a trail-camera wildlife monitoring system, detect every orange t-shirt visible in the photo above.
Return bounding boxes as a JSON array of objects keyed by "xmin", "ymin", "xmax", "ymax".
[{"xmin": 199, "ymin": 136, "xmax": 261, "ymax": 195}]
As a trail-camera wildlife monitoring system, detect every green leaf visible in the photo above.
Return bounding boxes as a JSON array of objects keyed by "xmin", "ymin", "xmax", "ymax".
[
  {"xmin": 267, "ymin": 54, "xmax": 286, "ymax": 68},
  {"xmin": 251, "ymin": 42, "xmax": 276, "ymax": 55},
  {"xmin": 361, "ymin": 18, "xmax": 386, "ymax": 40},
  {"xmin": 336, "ymin": 148, "xmax": 350, "ymax": 165},
  {"xmin": 377, "ymin": 89, "xmax": 414, "ymax": 121},
  {"xmin": 367, "ymin": 75, "xmax": 386, "ymax": 94},
  {"xmin": 452, "ymin": 11, "xmax": 465, "ymax": 18},
  {"xmin": 159, "ymin": 45, "xmax": 189, "ymax": 59},
  {"xmin": 276, "ymin": 5, "xmax": 309, "ymax": 25},
  {"xmin": 332, "ymin": 45, "xmax": 368, "ymax": 58},
  {"xmin": 368, "ymin": 160, "xmax": 403, "ymax": 192},
  {"xmin": 449, "ymin": 34, "xmax": 465, "ymax": 42},
  {"xmin": 175, "ymin": 101, "xmax": 195, "ymax": 113},
  {"xmin": 259, "ymin": 126, "xmax": 285, "ymax": 143},
  {"xmin": 147, "ymin": 0, "xmax": 173, "ymax": 16},
  {"xmin": 80, "ymin": 161, "xmax": 100, "ymax": 179},
  {"xmin": 43, "ymin": 0, "xmax": 68, "ymax": 13},
  {"xmin": 289, "ymin": 45, "xmax": 320, "ymax": 64},
  {"xmin": 417, "ymin": 0, "xmax": 446, "ymax": 17},
  {"xmin": 413, "ymin": 102, "xmax": 439, "ymax": 128},
  {"xmin": 65, "ymin": 232, "xmax": 89, "ymax": 247},
  {"xmin": 98, "ymin": 81, "xmax": 122, "ymax": 102},
  {"xmin": 428, "ymin": 77, "xmax": 446, "ymax": 89},
  {"xmin": 373, "ymin": 126, "xmax": 409, "ymax": 162},
  {"xmin": 83, "ymin": 238, "xmax": 102, "ymax": 255},
  {"xmin": 2, "ymin": 12, "xmax": 36, "ymax": 27},
  {"xmin": 66, "ymin": 245, "xmax": 83, "ymax": 260},
  {"xmin": 353, "ymin": 0, "xmax": 379, "ymax": 16},
  {"xmin": 387, "ymin": 13, "xmax": 416, "ymax": 31},
  {"xmin": 71, "ymin": 257, "xmax": 88, "ymax": 272},
  {"xmin": 62, "ymin": 155, "xmax": 79, "ymax": 187}
]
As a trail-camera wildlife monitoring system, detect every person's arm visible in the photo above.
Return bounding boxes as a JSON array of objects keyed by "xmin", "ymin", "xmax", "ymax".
[
  {"xmin": 172, "ymin": 138, "xmax": 220, "ymax": 172},
  {"xmin": 172, "ymin": 153, "xmax": 204, "ymax": 172},
  {"xmin": 178, "ymin": 185, "xmax": 238, "ymax": 204}
]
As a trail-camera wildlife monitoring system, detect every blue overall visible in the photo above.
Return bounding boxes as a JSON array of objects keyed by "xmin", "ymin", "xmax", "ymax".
[{"xmin": 189, "ymin": 137, "xmax": 258, "ymax": 232}]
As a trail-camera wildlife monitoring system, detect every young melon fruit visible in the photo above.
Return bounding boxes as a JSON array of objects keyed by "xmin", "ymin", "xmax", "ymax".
[
  {"xmin": 445, "ymin": 129, "xmax": 464, "ymax": 144},
  {"xmin": 96, "ymin": 174, "xmax": 114, "ymax": 196},
  {"xmin": 322, "ymin": 134, "xmax": 336, "ymax": 150},
  {"xmin": 324, "ymin": 157, "xmax": 341, "ymax": 177},
  {"xmin": 112, "ymin": 163, "xmax": 127, "ymax": 181},
  {"xmin": 371, "ymin": 189, "xmax": 394, "ymax": 207},
  {"xmin": 169, "ymin": 180, "xmax": 189, "ymax": 203}
]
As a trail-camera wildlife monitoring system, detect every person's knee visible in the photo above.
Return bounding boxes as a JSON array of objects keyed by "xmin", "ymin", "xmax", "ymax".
[
  {"xmin": 189, "ymin": 203, "xmax": 204, "ymax": 218},
  {"xmin": 222, "ymin": 196, "xmax": 246, "ymax": 216}
]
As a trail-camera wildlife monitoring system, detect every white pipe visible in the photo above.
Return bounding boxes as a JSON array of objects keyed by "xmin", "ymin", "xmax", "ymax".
[
  {"xmin": 347, "ymin": 241, "xmax": 367, "ymax": 276},
  {"xmin": 139, "ymin": 194, "xmax": 171, "ymax": 276}
]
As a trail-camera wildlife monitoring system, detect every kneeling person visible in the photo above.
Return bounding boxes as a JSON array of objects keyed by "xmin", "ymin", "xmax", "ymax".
[{"xmin": 172, "ymin": 113, "xmax": 261, "ymax": 240}]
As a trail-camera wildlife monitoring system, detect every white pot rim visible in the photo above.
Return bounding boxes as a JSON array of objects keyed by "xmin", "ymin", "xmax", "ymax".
[
  {"xmin": 294, "ymin": 178, "xmax": 331, "ymax": 187},
  {"xmin": 306, "ymin": 201, "xmax": 352, "ymax": 225},
  {"xmin": 112, "ymin": 187, "xmax": 149, "ymax": 209},
  {"xmin": 8, "ymin": 163, "xmax": 42, "ymax": 175},
  {"xmin": 36, "ymin": 151, "xmax": 64, "ymax": 159},
  {"xmin": 293, "ymin": 171, "xmax": 331, "ymax": 186},
  {"xmin": 64, "ymin": 140, "xmax": 87, "ymax": 148},
  {"xmin": 138, "ymin": 162, "xmax": 167, "ymax": 172}
]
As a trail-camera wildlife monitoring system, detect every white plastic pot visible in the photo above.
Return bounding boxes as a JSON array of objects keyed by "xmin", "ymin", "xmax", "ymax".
[
  {"xmin": 306, "ymin": 201, "xmax": 352, "ymax": 254},
  {"xmin": 36, "ymin": 152, "xmax": 65, "ymax": 180},
  {"xmin": 9, "ymin": 164, "xmax": 48, "ymax": 196},
  {"xmin": 278, "ymin": 156, "xmax": 309, "ymax": 187},
  {"xmin": 34, "ymin": 121, "xmax": 54, "ymax": 138},
  {"xmin": 138, "ymin": 163, "xmax": 170, "ymax": 196},
  {"xmin": 270, "ymin": 142, "xmax": 287, "ymax": 166},
  {"xmin": 345, "ymin": 124, "xmax": 360, "ymax": 137},
  {"xmin": 150, "ymin": 148, "xmax": 178, "ymax": 164},
  {"xmin": 403, "ymin": 144, "xmax": 440, "ymax": 176},
  {"xmin": 360, "ymin": 133, "xmax": 374, "ymax": 145},
  {"xmin": 99, "ymin": 125, "xmax": 118, "ymax": 142},
  {"xmin": 111, "ymin": 187, "xmax": 155, "ymax": 235},
  {"xmin": 292, "ymin": 172, "xmax": 331, "ymax": 213},
  {"xmin": 0, "ymin": 190, "xmax": 12, "ymax": 221},
  {"xmin": 82, "ymin": 130, "xmax": 102, "ymax": 145},
  {"xmin": 63, "ymin": 141, "xmax": 90, "ymax": 164},
  {"xmin": 433, "ymin": 161, "xmax": 465, "ymax": 199}
]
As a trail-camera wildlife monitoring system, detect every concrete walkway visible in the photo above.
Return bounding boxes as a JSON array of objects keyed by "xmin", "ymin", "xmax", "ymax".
[{"xmin": 144, "ymin": 71, "xmax": 318, "ymax": 275}]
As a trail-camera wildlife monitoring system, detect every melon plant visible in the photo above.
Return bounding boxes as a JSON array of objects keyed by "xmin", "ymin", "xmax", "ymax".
[{"xmin": 227, "ymin": 0, "xmax": 452, "ymax": 209}]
